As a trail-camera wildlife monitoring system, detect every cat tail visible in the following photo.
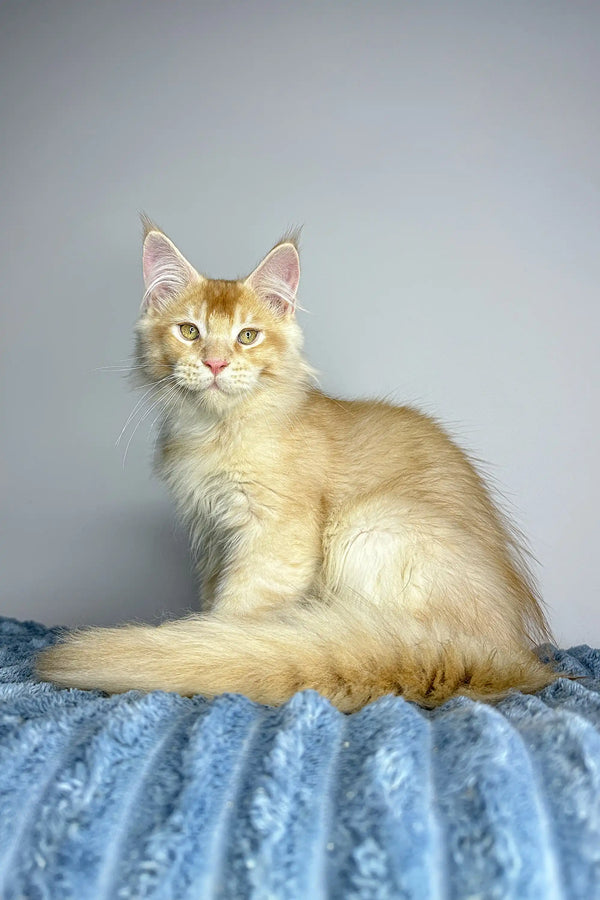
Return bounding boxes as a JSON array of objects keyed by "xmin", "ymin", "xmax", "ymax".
[
  {"xmin": 36, "ymin": 606, "xmax": 558, "ymax": 712},
  {"xmin": 36, "ymin": 602, "xmax": 558, "ymax": 712}
]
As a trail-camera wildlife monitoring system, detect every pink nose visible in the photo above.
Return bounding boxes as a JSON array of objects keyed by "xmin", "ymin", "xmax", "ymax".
[{"xmin": 203, "ymin": 358, "xmax": 229, "ymax": 376}]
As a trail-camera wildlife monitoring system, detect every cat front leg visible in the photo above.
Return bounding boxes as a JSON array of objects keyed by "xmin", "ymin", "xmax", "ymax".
[
  {"xmin": 192, "ymin": 530, "xmax": 230, "ymax": 611},
  {"xmin": 175, "ymin": 468, "xmax": 323, "ymax": 617},
  {"xmin": 209, "ymin": 514, "xmax": 322, "ymax": 617}
]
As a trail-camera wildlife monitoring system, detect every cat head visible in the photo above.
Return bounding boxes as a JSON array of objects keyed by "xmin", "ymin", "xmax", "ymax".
[{"xmin": 135, "ymin": 222, "xmax": 312, "ymax": 417}]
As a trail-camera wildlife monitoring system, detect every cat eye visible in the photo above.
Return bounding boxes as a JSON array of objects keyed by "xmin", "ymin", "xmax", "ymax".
[
  {"xmin": 179, "ymin": 323, "xmax": 199, "ymax": 341},
  {"xmin": 237, "ymin": 328, "xmax": 259, "ymax": 346}
]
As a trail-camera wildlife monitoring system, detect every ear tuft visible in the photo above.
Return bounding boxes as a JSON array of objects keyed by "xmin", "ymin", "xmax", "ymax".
[
  {"xmin": 140, "ymin": 212, "xmax": 160, "ymax": 240},
  {"xmin": 244, "ymin": 241, "xmax": 300, "ymax": 316},
  {"xmin": 141, "ymin": 225, "xmax": 201, "ymax": 309}
]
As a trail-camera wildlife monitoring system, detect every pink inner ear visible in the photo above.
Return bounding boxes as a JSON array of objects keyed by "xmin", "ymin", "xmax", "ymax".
[
  {"xmin": 142, "ymin": 233, "xmax": 167, "ymax": 286},
  {"xmin": 142, "ymin": 232, "xmax": 199, "ymax": 307},
  {"xmin": 246, "ymin": 243, "xmax": 300, "ymax": 314},
  {"xmin": 265, "ymin": 245, "xmax": 300, "ymax": 294}
]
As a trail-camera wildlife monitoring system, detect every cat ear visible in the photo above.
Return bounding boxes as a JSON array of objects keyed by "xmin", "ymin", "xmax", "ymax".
[
  {"xmin": 142, "ymin": 228, "xmax": 202, "ymax": 309},
  {"xmin": 244, "ymin": 242, "xmax": 300, "ymax": 316}
]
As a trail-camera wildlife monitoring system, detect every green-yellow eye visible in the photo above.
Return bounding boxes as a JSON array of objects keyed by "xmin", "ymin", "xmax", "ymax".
[
  {"xmin": 238, "ymin": 328, "xmax": 259, "ymax": 346},
  {"xmin": 179, "ymin": 323, "xmax": 199, "ymax": 341}
]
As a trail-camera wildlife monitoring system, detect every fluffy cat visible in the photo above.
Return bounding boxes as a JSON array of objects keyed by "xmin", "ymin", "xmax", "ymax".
[{"xmin": 36, "ymin": 223, "xmax": 556, "ymax": 711}]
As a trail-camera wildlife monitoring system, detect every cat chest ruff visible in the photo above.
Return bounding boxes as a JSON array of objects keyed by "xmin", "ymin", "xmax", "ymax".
[{"xmin": 161, "ymin": 451, "xmax": 259, "ymax": 529}]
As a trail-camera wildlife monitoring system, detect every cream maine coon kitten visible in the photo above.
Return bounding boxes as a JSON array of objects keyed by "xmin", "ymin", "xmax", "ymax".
[{"xmin": 36, "ymin": 223, "xmax": 556, "ymax": 711}]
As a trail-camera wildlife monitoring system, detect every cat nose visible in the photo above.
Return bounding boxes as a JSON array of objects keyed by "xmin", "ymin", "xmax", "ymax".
[{"xmin": 203, "ymin": 358, "xmax": 230, "ymax": 376}]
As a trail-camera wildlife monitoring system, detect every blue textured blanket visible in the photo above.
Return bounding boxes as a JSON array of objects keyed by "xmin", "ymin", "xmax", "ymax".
[{"xmin": 1, "ymin": 618, "xmax": 600, "ymax": 899}]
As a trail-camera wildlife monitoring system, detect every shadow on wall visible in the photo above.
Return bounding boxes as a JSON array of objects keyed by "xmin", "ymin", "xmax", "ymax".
[{"xmin": 5, "ymin": 507, "xmax": 198, "ymax": 628}]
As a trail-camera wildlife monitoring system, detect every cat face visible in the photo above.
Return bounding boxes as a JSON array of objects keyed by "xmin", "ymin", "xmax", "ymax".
[{"xmin": 135, "ymin": 227, "xmax": 306, "ymax": 413}]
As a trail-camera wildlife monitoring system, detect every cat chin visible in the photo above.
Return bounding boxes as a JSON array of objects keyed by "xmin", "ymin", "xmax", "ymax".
[
  {"xmin": 172, "ymin": 372, "xmax": 257, "ymax": 399},
  {"xmin": 191, "ymin": 383, "xmax": 256, "ymax": 412}
]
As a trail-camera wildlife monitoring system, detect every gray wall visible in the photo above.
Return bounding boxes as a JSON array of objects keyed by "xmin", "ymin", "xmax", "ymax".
[{"xmin": 1, "ymin": 1, "xmax": 598, "ymax": 646}]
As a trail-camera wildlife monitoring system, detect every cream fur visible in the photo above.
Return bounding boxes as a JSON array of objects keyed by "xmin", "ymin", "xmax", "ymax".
[{"xmin": 36, "ymin": 229, "xmax": 556, "ymax": 710}]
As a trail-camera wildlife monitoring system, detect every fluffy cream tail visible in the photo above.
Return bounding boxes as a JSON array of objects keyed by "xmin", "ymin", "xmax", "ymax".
[{"xmin": 36, "ymin": 603, "xmax": 557, "ymax": 712}]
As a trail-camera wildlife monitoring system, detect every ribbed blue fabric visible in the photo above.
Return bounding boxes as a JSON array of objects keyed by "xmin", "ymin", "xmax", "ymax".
[{"xmin": 1, "ymin": 617, "xmax": 599, "ymax": 899}]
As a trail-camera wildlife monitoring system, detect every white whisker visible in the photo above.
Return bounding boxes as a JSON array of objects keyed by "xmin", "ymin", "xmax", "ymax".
[
  {"xmin": 149, "ymin": 385, "xmax": 181, "ymax": 434},
  {"xmin": 115, "ymin": 375, "xmax": 175, "ymax": 446},
  {"xmin": 94, "ymin": 364, "xmax": 149, "ymax": 373},
  {"xmin": 155, "ymin": 385, "xmax": 188, "ymax": 456},
  {"xmin": 121, "ymin": 379, "xmax": 180, "ymax": 468}
]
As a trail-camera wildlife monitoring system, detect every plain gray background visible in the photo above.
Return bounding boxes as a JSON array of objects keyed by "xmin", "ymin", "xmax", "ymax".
[{"xmin": 1, "ymin": 1, "xmax": 598, "ymax": 646}]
